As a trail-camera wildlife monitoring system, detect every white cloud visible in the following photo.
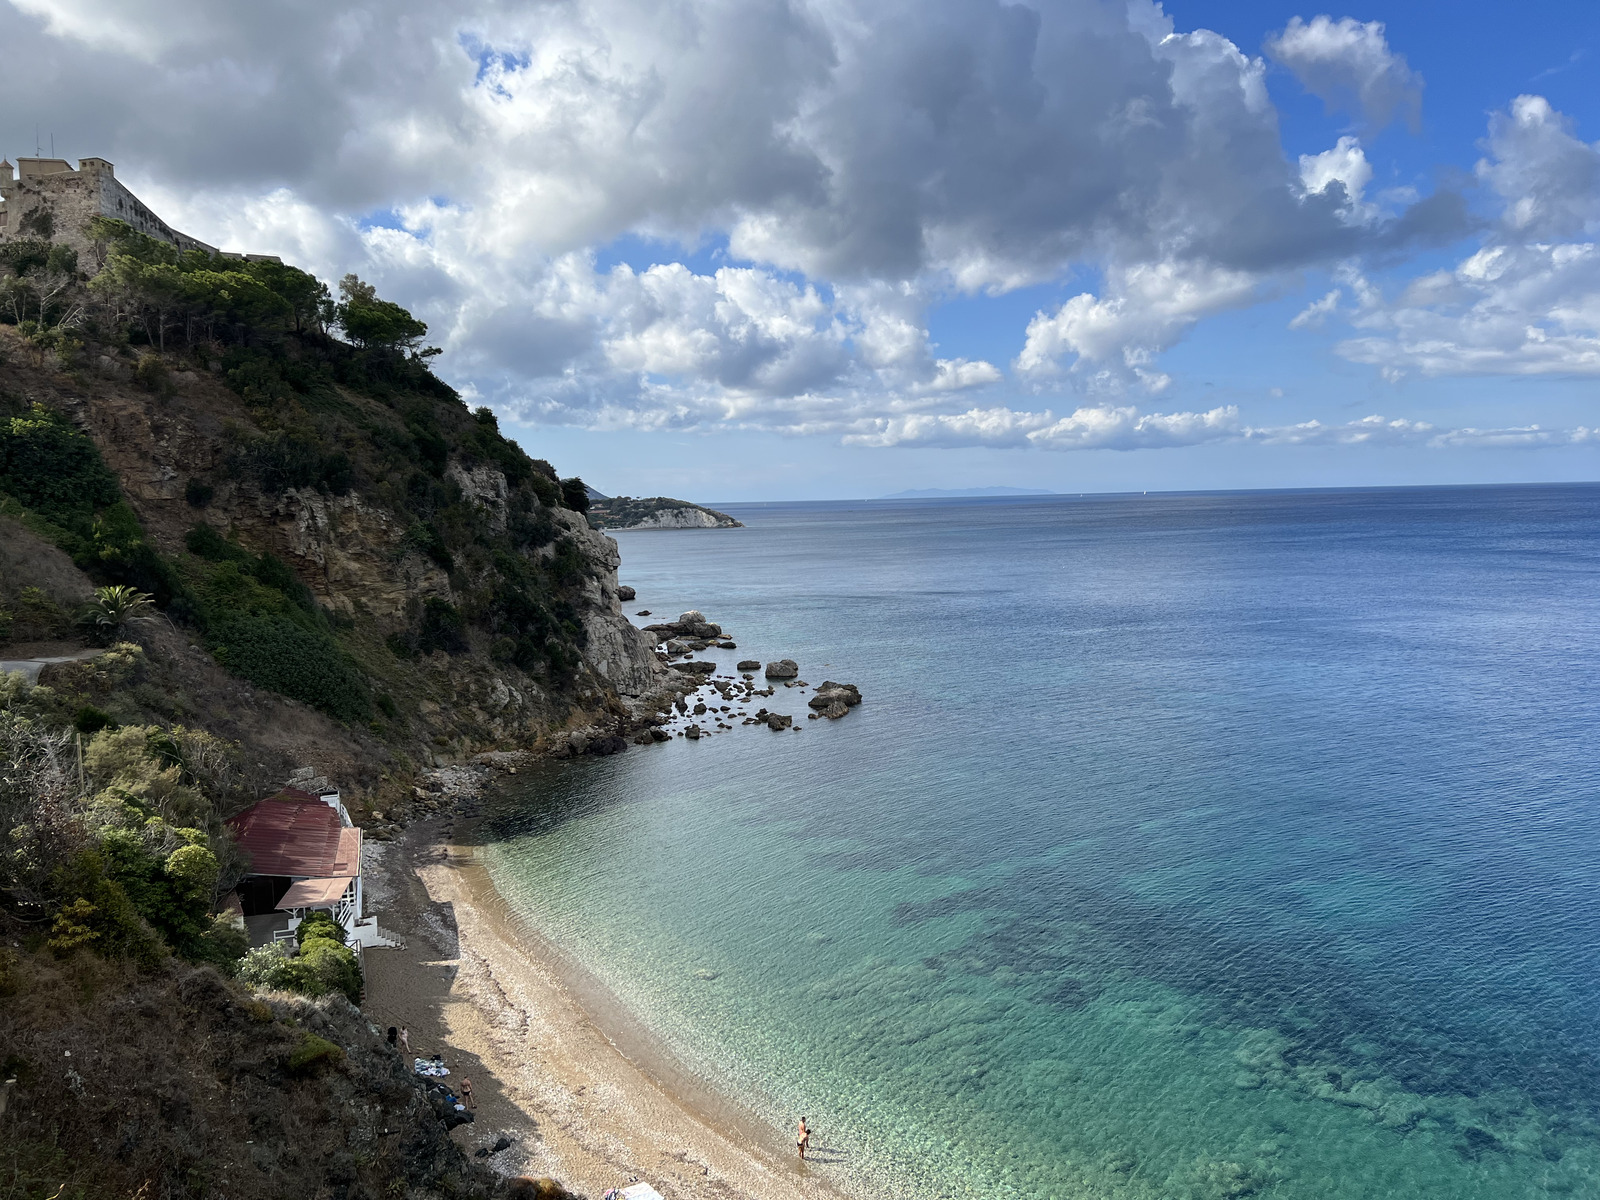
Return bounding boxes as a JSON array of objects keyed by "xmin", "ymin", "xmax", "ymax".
[
  {"xmin": 846, "ymin": 404, "xmax": 1600, "ymax": 452},
  {"xmin": 1290, "ymin": 288, "xmax": 1342, "ymax": 329},
  {"xmin": 1266, "ymin": 15, "xmax": 1422, "ymax": 130},
  {"xmin": 1477, "ymin": 95, "xmax": 1600, "ymax": 238},
  {"xmin": 0, "ymin": 0, "xmax": 1487, "ymax": 443},
  {"xmin": 1017, "ymin": 261, "xmax": 1263, "ymax": 386}
]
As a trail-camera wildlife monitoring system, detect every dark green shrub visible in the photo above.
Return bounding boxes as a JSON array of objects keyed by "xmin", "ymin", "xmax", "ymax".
[
  {"xmin": 209, "ymin": 615, "xmax": 371, "ymax": 722},
  {"xmin": 560, "ymin": 477, "xmax": 590, "ymax": 512},
  {"xmin": 185, "ymin": 523, "xmax": 252, "ymax": 565},
  {"xmin": 403, "ymin": 521, "xmax": 453, "ymax": 571},
  {"xmin": 375, "ymin": 693, "xmax": 399, "ymax": 719},
  {"xmin": 416, "ymin": 598, "xmax": 468, "ymax": 655},
  {"xmin": 72, "ymin": 705, "xmax": 115, "ymax": 734},
  {"xmin": 184, "ymin": 478, "xmax": 214, "ymax": 508}
]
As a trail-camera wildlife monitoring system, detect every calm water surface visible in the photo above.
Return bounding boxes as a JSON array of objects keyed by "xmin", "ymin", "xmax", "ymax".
[{"xmin": 482, "ymin": 486, "xmax": 1600, "ymax": 1199}]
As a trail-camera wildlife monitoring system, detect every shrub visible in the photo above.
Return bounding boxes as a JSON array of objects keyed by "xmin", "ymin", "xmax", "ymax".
[
  {"xmin": 237, "ymin": 942, "xmax": 297, "ymax": 990},
  {"xmin": 295, "ymin": 936, "xmax": 362, "ymax": 1004},
  {"xmin": 560, "ymin": 477, "xmax": 590, "ymax": 512},
  {"xmin": 415, "ymin": 598, "xmax": 468, "ymax": 656},
  {"xmin": 209, "ymin": 615, "xmax": 371, "ymax": 722},
  {"xmin": 288, "ymin": 1032, "xmax": 345, "ymax": 1075},
  {"xmin": 133, "ymin": 354, "xmax": 169, "ymax": 394},
  {"xmin": 183, "ymin": 478, "xmax": 214, "ymax": 508},
  {"xmin": 73, "ymin": 705, "xmax": 115, "ymax": 734},
  {"xmin": 295, "ymin": 909, "xmax": 344, "ymax": 946}
]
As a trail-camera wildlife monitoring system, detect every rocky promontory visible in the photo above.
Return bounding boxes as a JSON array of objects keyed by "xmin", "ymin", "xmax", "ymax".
[{"xmin": 588, "ymin": 496, "xmax": 744, "ymax": 530}]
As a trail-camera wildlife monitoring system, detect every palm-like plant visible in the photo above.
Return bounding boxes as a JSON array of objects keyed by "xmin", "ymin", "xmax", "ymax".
[{"xmin": 83, "ymin": 585, "xmax": 156, "ymax": 636}]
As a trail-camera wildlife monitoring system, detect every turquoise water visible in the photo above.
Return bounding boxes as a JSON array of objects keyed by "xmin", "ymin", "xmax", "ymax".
[{"xmin": 482, "ymin": 487, "xmax": 1600, "ymax": 1199}]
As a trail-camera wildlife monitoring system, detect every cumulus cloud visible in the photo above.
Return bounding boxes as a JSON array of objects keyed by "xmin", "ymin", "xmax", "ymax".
[
  {"xmin": 1477, "ymin": 95, "xmax": 1600, "ymax": 238},
  {"xmin": 0, "ymin": 0, "xmax": 1502, "ymax": 446},
  {"xmin": 1320, "ymin": 97, "xmax": 1600, "ymax": 379},
  {"xmin": 1266, "ymin": 15, "xmax": 1422, "ymax": 130},
  {"xmin": 1017, "ymin": 261, "xmax": 1263, "ymax": 388}
]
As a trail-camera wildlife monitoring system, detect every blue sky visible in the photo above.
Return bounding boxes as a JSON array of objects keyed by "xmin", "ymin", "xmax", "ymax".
[{"xmin": 5, "ymin": 0, "xmax": 1600, "ymax": 500}]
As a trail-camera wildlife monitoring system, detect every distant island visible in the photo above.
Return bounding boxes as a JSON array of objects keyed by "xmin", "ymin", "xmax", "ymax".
[
  {"xmin": 588, "ymin": 493, "xmax": 744, "ymax": 530},
  {"xmin": 882, "ymin": 486, "xmax": 1057, "ymax": 499}
]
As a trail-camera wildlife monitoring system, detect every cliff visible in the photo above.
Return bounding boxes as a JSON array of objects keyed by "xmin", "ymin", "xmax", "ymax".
[
  {"xmin": 0, "ymin": 231, "xmax": 674, "ymax": 810},
  {"xmin": 588, "ymin": 495, "xmax": 743, "ymax": 530}
]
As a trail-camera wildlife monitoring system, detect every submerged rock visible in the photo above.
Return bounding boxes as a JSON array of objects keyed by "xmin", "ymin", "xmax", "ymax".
[{"xmin": 586, "ymin": 734, "xmax": 627, "ymax": 755}]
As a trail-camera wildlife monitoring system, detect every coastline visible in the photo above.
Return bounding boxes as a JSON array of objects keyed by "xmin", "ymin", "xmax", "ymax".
[{"xmin": 362, "ymin": 803, "xmax": 849, "ymax": 1200}]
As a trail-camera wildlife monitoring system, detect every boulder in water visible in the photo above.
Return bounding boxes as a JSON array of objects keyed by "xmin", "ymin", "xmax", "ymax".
[
  {"xmin": 618, "ymin": 585, "xmax": 636, "ymax": 601},
  {"xmin": 766, "ymin": 713, "xmax": 793, "ymax": 730},
  {"xmin": 765, "ymin": 659, "xmax": 799, "ymax": 679}
]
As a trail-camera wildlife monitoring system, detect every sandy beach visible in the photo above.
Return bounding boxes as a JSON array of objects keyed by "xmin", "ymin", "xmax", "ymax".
[{"xmin": 361, "ymin": 811, "xmax": 849, "ymax": 1200}]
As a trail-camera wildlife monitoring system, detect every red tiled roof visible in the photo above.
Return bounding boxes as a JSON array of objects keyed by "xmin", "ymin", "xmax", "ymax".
[{"xmin": 227, "ymin": 795, "xmax": 346, "ymax": 878}]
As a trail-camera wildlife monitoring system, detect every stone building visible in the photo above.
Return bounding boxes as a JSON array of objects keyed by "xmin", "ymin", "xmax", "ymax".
[{"xmin": 0, "ymin": 155, "xmax": 219, "ymax": 267}]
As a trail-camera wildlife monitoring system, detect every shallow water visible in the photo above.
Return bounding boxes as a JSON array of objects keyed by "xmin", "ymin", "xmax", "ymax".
[{"xmin": 482, "ymin": 486, "xmax": 1600, "ymax": 1199}]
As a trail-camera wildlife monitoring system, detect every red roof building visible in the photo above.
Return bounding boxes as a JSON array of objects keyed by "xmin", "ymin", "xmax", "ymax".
[{"xmin": 227, "ymin": 791, "xmax": 360, "ymax": 878}]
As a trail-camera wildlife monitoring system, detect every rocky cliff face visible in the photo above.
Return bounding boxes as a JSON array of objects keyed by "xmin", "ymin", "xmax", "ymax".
[{"xmin": 0, "ymin": 329, "xmax": 668, "ymax": 783}]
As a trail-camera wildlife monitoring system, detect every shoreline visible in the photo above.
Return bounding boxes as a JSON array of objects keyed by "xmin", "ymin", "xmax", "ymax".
[{"xmin": 363, "ymin": 801, "xmax": 850, "ymax": 1200}]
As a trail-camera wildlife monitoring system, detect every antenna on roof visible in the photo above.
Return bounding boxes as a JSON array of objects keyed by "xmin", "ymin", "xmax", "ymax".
[{"xmin": 34, "ymin": 125, "xmax": 41, "ymax": 156}]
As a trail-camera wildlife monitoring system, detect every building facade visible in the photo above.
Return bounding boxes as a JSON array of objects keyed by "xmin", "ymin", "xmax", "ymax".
[{"xmin": 0, "ymin": 155, "xmax": 218, "ymax": 266}]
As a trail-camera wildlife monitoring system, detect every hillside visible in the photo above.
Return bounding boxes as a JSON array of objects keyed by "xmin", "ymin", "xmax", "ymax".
[
  {"xmin": 0, "ymin": 221, "xmax": 677, "ymax": 800},
  {"xmin": 0, "ymin": 222, "xmax": 683, "ymax": 1199},
  {"xmin": 587, "ymin": 495, "xmax": 743, "ymax": 530}
]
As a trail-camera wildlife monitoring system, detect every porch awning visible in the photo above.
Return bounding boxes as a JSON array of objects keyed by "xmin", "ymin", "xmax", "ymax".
[{"xmin": 275, "ymin": 876, "xmax": 355, "ymax": 911}]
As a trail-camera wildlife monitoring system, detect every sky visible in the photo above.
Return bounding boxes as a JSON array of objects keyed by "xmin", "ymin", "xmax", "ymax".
[{"xmin": 3, "ymin": 0, "xmax": 1600, "ymax": 501}]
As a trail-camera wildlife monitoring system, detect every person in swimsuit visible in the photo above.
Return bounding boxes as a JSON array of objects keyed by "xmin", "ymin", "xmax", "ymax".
[
  {"xmin": 796, "ymin": 1116, "xmax": 810, "ymax": 1160},
  {"xmin": 460, "ymin": 1077, "xmax": 475, "ymax": 1109}
]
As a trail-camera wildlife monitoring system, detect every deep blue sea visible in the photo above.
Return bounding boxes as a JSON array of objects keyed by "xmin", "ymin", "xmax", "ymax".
[{"xmin": 482, "ymin": 486, "xmax": 1600, "ymax": 1199}]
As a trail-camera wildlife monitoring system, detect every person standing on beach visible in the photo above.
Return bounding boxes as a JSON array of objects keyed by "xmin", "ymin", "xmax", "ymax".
[
  {"xmin": 400, "ymin": 1027, "xmax": 411, "ymax": 1055},
  {"xmin": 796, "ymin": 1117, "xmax": 810, "ymax": 1160},
  {"xmin": 460, "ymin": 1077, "xmax": 475, "ymax": 1109}
]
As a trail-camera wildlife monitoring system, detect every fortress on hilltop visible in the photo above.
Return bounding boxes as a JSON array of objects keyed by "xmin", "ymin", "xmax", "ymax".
[{"xmin": 0, "ymin": 155, "xmax": 277, "ymax": 268}]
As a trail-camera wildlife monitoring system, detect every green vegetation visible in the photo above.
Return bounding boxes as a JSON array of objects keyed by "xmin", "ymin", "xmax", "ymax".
[
  {"xmin": 0, "ymin": 216, "xmax": 605, "ymax": 723},
  {"xmin": 1, "ymin": 677, "xmax": 251, "ymax": 977}
]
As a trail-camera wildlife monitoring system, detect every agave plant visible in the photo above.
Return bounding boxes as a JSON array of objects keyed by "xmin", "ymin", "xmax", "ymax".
[{"xmin": 82, "ymin": 585, "xmax": 156, "ymax": 636}]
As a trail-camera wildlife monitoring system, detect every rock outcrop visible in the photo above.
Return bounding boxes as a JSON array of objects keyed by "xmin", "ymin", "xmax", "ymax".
[
  {"xmin": 765, "ymin": 659, "xmax": 799, "ymax": 679},
  {"xmin": 588, "ymin": 496, "xmax": 743, "ymax": 530}
]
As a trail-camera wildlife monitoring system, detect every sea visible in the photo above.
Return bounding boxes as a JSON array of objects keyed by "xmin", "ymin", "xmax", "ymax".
[{"xmin": 479, "ymin": 485, "xmax": 1600, "ymax": 1200}]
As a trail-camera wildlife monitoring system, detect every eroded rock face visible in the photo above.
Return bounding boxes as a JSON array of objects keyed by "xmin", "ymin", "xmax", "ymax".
[
  {"xmin": 765, "ymin": 659, "xmax": 799, "ymax": 679},
  {"xmin": 31, "ymin": 355, "xmax": 666, "ymax": 756}
]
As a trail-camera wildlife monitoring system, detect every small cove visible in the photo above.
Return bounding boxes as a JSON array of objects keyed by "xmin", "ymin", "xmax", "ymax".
[{"xmin": 481, "ymin": 487, "xmax": 1600, "ymax": 1199}]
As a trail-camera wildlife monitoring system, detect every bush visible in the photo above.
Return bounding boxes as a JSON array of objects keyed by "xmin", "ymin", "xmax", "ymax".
[
  {"xmin": 295, "ymin": 909, "xmax": 344, "ymax": 946},
  {"xmin": 133, "ymin": 354, "xmax": 169, "ymax": 394},
  {"xmin": 560, "ymin": 477, "xmax": 590, "ymax": 513},
  {"xmin": 183, "ymin": 478, "xmax": 214, "ymax": 508},
  {"xmin": 295, "ymin": 936, "xmax": 362, "ymax": 1004},
  {"xmin": 208, "ymin": 615, "xmax": 371, "ymax": 722},
  {"xmin": 288, "ymin": 1032, "xmax": 345, "ymax": 1075},
  {"xmin": 73, "ymin": 705, "xmax": 115, "ymax": 734}
]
